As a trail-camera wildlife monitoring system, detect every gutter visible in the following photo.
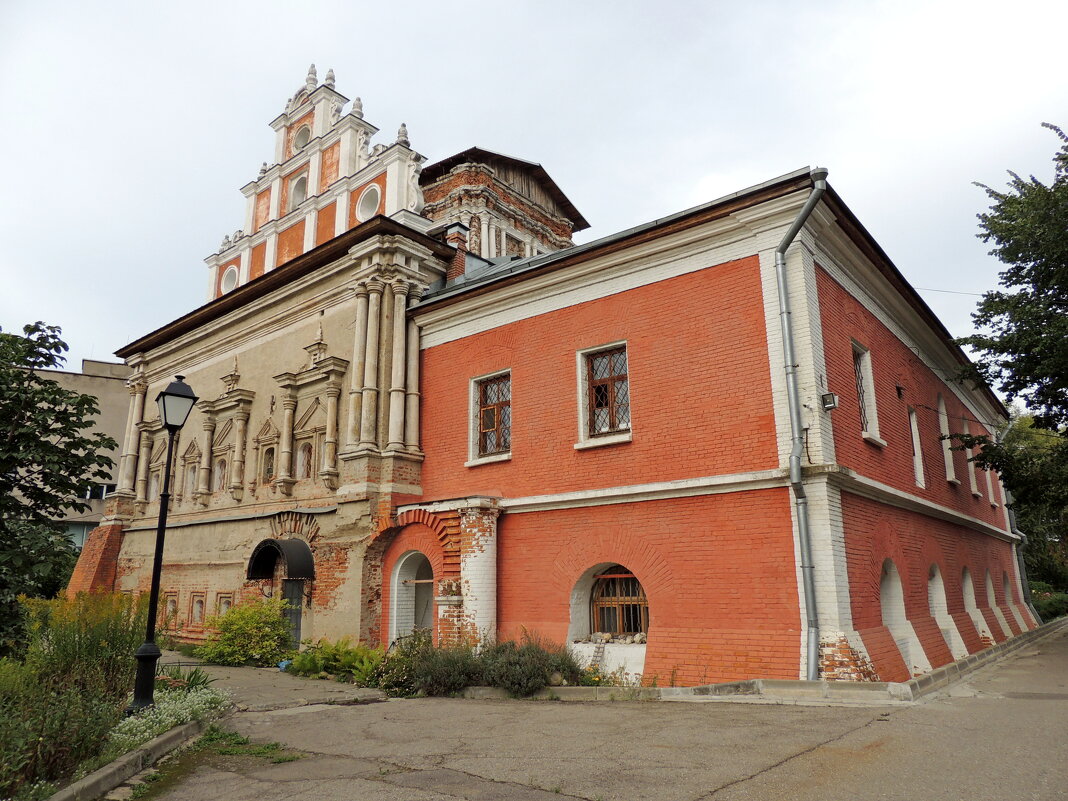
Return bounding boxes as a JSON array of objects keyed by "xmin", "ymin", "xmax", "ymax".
[{"xmin": 774, "ymin": 167, "xmax": 828, "ymax": 681}]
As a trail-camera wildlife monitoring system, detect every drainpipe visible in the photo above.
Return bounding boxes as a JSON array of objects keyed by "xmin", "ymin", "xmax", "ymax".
[{"xmin": 775, "ymin": 167, "xmax": 828, "ymax": 681}]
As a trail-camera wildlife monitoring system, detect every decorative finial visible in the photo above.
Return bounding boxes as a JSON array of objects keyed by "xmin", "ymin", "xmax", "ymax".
[
  {"xmin": 305, "ymin": 64, "xmax": 317, "ymax": 92},
  {"xmin": 258, "ymin": 162, "xmax": 267, "ymax": 178},
  {"xmin": 396, "ymin": 122, "xmax": 410, "ymax": 148},
  {"xmin": 352, "ymin": 97, "xmax": 363, "ymax": 118},
  {"xmin": 220, "ymin": 234, "xmax": 231, "ymax": 250},
  {"xmin": 325, "ymin": 68, "xmax": 335, "ymax": 88},
  {"xmin": 329, "ymin": 100, "xmax": 342, "ymax": 126},
  {"xmin": 233, "ymin": 229, "xmax": 243, "ymax": 241}
]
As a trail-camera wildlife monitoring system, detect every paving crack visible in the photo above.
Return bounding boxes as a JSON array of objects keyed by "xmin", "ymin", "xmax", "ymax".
[{"xmin": 698, "ymin": 711, "xmax": 895, "ymax": 800}]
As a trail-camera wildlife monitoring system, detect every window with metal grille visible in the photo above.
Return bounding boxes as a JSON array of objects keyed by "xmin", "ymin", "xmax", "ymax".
[
  {"xmin": 477, "ymin": 373, "xmax": 511, "ymax": 456},
  {"xmin": 590, "ymin": 565, "xmax": 648, "ymax": 635},
  {"xmin": 586, "ymin": 346, "xmax": 630, "ymax": 436},
  {"xmin": 853, "ymin": 347, "xmax": 869, "ymax": 432}
]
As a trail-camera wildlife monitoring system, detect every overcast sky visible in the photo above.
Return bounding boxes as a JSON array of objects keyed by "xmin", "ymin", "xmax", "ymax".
[{"xmin": 1, "ymin": 0, "xmax": 1064, "ymax": 370}]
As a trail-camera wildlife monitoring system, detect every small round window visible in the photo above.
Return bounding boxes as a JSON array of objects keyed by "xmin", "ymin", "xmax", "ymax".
[
  {"xmin": 356, "ymin": 184, "xmax": 381, "ymax": 222},
  {"xmin": 293, "ymin": 125, "xmax": 311, "ymax": 151},
  {"xmin": 220, "ymin": 266, "xmax": 239, "ymax": 294}
]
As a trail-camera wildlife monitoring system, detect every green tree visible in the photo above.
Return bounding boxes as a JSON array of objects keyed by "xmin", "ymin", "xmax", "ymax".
[
  {"xmin": 0, "ymin": 322, "xmax": 117, "ymax": 653},
  {"xmin": 960, "ymin": 123, "xmax": 1068, "ymax": 428},
  {"xmin": 959, "ymin": 413, "xmax": 1068, "ymax": 590},
  {"xmin": 956, "ymin": 125, "xmax": 1068, "ymax": 591}
]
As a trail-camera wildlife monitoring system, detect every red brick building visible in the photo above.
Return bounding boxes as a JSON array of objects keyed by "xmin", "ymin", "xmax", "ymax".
[{"xmin": 71, "ymin": 67, "xmax": 1037, "ymax": 684}]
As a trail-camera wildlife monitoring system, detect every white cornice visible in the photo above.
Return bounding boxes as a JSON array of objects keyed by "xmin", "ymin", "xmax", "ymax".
[
  {"xmin": 809, "ymin": 220, "xmax": 1006, "ymax": 428},
  {"xmin": 816, "ymin": 464, "xmax": 1015, "ymax": 541},
  {"xmin": 414, "ymin": 203, "xmax": 802, "ymax": 348},
  {"xmin": 492, "ymin": 469, "xmax": 789, "ymax": 514}
]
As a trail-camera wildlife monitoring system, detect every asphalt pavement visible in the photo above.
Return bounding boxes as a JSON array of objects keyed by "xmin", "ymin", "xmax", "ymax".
[{"xmin": 152, "ymin": 624, "xmax": 1068, "ymax": 801}]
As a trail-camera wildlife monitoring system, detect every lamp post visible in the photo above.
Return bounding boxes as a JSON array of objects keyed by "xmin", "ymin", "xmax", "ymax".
[{"xmin": 128, "ymin": 375, "xmax": 198, "ymax": 714}]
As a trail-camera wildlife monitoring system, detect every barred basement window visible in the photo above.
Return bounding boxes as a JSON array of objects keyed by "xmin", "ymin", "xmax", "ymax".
[
  {"xmin": 477, "ymin": 373, "xmax": 511, "ymax": 456},
  {"xmin": 590, "ymin": 565, "xmax": 648, "ymax": 635},
  {"xmin": 586, "ymin": 346, "xmax": 630, "ymax": 436}
]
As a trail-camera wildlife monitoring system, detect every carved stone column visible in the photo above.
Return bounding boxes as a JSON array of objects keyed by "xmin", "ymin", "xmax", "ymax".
[
  {"xmin": 230, "ymin": 411, "xmax": 249, "ymax": 499},
  {"xmin": 197, "ymin": 416, "xmax": 216, "ymax": 503},
  {"xmin": 404, "ymin": 318, "xmax": 420, "ymax": 452},
  {"xmin": 321, "ymin": 384, "xmax": 341, "ymax": 488},
  {"xmin": 277, "ymin": 392, "xmax": 297, "ymax": 495},
  {"xmin": 358, "ymin": 279, "xmax": 384, "ymax": 449},
  {"xmin": 135, "ymin": 425, "xmax": 153, "ymax": 505},
  {"xmin": 117, "ymin": 378, "xmax": 147, "ymax": 495},
  {"xmin": 345, "ymin": 284, "xmax": 370, "ymax": 448},
  {"xmin": 386, "ymin": 280, "xmax": 410, "ymax": 451}
]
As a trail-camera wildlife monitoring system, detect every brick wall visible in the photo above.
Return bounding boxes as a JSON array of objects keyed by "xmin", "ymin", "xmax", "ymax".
[
  {"xmin": 419, "ymin": 255, "xmax": 778, "ymax": 501},
  {"xmin": 841, "ymin": 491, "xmax": 1033, "ymax": 681},
  {"xmin": 816, "ymin": 266, "xmax": 1007, "ymax": 526},
  {"xmin": 495, "ymin": 490, "xmax": 800, "ymax": 686}
]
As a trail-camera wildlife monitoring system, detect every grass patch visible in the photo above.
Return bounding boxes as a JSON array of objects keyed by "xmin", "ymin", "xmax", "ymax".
[{"xmin": 123, "ymin": 726, "xmax": 305, "ymax": 800}]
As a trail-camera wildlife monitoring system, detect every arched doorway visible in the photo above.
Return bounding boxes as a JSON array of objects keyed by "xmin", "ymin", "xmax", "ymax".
[
  {"xmin": 390, "ymin": 550, "xmax": 434, "ymax": 643},
  {"xmin": 247, "ymin": 538, "xmax": 315, "ymax": 646}
]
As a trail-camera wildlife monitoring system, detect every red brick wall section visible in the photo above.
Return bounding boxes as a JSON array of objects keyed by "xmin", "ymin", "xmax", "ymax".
[
  {"xmin": 67, "ymin": 523, "xmax": 124, "ymax": 594},
  {"xmin": 309, "ymin": 541, "xmax": 350, "ymax": 611},
  {"xmin": 419, "ymin": 256, "xmax": 778, "ymax": 501},
  {"xmin": 315, "ymin": 202, "xmax": 337, "ymax": 246},
  {"xmin": 816, "ymin": 265, "xmax": 1008, "ymax": 527},
  {"xmin": 497, "ymin": 489, "xmax": 800, "ymax": 687},
  {"xmin": 842, "ymin": 491, "xmax": 1023, "ymax": 680}
]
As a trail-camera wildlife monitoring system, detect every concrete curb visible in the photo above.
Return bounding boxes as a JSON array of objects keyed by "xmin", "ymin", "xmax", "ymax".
[
  {"xmin": 663, "ymin": 616, "xmax": 1068, "ymax": 704},
  {"xmin": 48, "ymin": 719, "xmax": 208, "ymax": 801},
  {"xmin": 461, "ymin": 617, "xmax": 1068, "ymax": 705}
]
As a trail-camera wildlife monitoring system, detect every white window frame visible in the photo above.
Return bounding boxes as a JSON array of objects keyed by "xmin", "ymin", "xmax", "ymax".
[
  {"xmin": 937, "ymin": 395, "xmax": 959, "ymax": 484},
  {"xmin": 908, "ymin": 407, "xmax": 925, "ymax": 488},
  {"xmin": 575, "ymin": 340, "xmax": 632, "ymax": 450},
  {"xmin": 851, "ymin": 341, "xmax": 885, "ymax": 447},
  {"xmin": 962, "ymin": 417, "xmax": 981, "ymax": 497},
  {"xmin": 465, "ymin": 368, "xmax": 512, "ymax": 467},
  {"xmin": 220, "ymin": 265, "xmax": 239, "ymax": 294}
]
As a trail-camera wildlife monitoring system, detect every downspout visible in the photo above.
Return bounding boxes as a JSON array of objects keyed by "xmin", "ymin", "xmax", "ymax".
[{"xmin": 775, "ymin": 167, "xmax": 828, "ymax": 681}]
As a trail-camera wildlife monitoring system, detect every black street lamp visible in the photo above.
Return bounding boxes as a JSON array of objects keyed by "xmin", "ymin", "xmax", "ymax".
[{"xmin": 128, "ymin": 375, "xmax": 198, "ymax": 714}]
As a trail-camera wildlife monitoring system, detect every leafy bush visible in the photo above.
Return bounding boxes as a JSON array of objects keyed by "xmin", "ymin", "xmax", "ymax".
[
  {"xmin": 0, "ymin": 593, "xmax": 148, "ymax": 798},
  {"xmin": 478, "ymin": 634, "xmax": 583, "ymax": 697},
  {"xmin": 286, "ymin": 638, "xmax": 383, "ymax": 685},
  {"xmin": 375, "ymin": 630, "xmax": 434, "ymax": 697},
  {"xmin": 155, "ymin": 664, "xmax": 216, "ymax": 692},
  {"xmin": 195, "ymin": 598, "xmax": 293, "ymax": 666},
  {"xmin": 410, "ymin": 643, "xmax": 480, "ymax": 696},
  {"xmin": 1033, "ymin": 588, "xmax": 1068, "ymax": 620},
  {"xmin": 87, "ymin": 686, "xmax": 229, "ymax": 772}
]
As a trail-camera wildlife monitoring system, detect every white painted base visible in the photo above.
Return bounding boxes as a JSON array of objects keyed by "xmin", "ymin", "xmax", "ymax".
[{"xmin": 570, "ymin": 642, "xmax": 646, "ymax": 681}]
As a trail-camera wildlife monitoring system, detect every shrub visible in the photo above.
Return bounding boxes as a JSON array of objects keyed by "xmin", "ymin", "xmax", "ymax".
[
  {"xmin": 1, "ymin": 593, "xmax": 148, "ymax": 798},
  {"xmin": 411, "ymin": 644, "xmax": 480, "ymax": 696},
  {"xmin": 375, "ymin": 630, "xmax": 434, "ymax": 697},
  {"xmin": 479, "ymin": 634, "xmax": 583, "ymax": 697},
  {"xmin": 286, "ymin": 638, "xmax": 383, "ymax": 685},
  {"xmin": 195, "ymin": 598, "xmax": 293, "ymax": 666},
  {"xmin": 1033, "ymin": 590, "xmax": 1068, "ymax": 620},
  {"xmin": 155, "ymin": 664, "xmax": 216, "ymax": 692}
]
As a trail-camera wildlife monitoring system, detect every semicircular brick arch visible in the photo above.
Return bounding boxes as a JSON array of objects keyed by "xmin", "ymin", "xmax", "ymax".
[{"xmin": 362, "ymin": 509, "xmax": 461, "ymax": 646}]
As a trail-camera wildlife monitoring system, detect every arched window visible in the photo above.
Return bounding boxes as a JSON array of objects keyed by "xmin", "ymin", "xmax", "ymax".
[
  {"xmin": 293, "ymin": 125, "xmax": 311, "ymax": 151},
  {"xmin": 297, "ymin": 442, "xmax": 313, "ymax": 480},
  {"xmin": 262, "ymin": 447, "xmax": 275, "ymax": 482},
  {"xmin": 214, "ymin": 459, "xmax": 228, "ymax": 492},
  {"xmin": 290, "ymin": 175, "xmax": 308, "ymax": 210},
  {"xmin": 590, "ymin": 565, "xmax": 648, "ymax": 635}
]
